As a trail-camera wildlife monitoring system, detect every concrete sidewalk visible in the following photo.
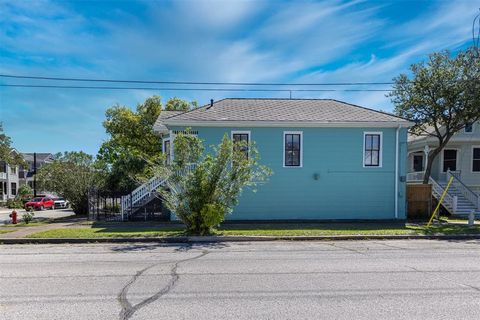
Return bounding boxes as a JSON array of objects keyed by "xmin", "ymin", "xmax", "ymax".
[{"xmin": 0, "ymin": 208, "xmax": 75, "ymax": 224}]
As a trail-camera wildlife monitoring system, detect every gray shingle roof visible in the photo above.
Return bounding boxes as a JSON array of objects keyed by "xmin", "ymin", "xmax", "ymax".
[
  {"xmin": 162, "ymin": 99, "xmax": 410, "ymax": 125},
  {"xmin": 153, "ymin": 110, "xmax": 186, "ymax": 133},
  {"xmin": 21, "ymin": 153, "xmax": 55, "ymax": 162}
]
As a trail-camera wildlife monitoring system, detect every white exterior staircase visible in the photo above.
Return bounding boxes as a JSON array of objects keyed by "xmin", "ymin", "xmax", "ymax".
[
  {"xmin": 121, "ymin": 176, "xmax": 167, "ymax": 221},
  {"xmin": 120, "ymin": 164, "xmax": 196, "ymax": 221},
  {"xmin": 408, "ymin": 170, "xmax": 480, "ymax": 217}
]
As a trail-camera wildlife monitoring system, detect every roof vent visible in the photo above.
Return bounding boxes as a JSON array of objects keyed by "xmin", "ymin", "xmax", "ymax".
[{"xmin": 207, "ymin": 99, "xmax": 214, "ymax": 109}]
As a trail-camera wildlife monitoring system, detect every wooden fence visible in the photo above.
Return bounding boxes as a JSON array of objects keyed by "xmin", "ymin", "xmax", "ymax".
[{"xmin": 407, "ymin": 184, "xmax": 432, "ymax": 220}]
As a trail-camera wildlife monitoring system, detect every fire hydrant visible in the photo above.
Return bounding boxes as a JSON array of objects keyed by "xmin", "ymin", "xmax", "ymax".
[{"xmin": 9, "ymin": 210, "xmax": 17, "ymax": 224}]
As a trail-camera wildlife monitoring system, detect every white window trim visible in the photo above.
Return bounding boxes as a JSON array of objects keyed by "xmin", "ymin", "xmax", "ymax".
[
  {"xmin": 363, "ymin": 132, "xmax": 383, "ymax": 168},
  {"xmin": 283, "ymin": 131, "xmax": 303, "ymax": 168},
  {"xmin": 440, "ymin": 148, "xmax": 460, "ymax": 173},
  {"xmin": 472, "ymin": 145, "xmax": 480, "ymax": 173}
]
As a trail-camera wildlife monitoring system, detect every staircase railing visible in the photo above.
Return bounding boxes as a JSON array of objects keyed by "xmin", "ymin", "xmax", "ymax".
[
  {"xmin": 447, "ymin": 170, "xmax": 480, "ymax": 210},
  {"xmin": 120, "ymin": 164, "xmax": 197, "ymax": 220},
  {"xmin": 429, "ymin": 176, "xmax": 457, "ymax": 214},
  {"xmin": 121, "ymin": 175, "xmax": 167, "ymax": 220}
]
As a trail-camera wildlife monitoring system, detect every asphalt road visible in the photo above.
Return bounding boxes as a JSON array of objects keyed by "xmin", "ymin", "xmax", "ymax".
[
  {"xmin": 0, "ymin": 240, "xmax": 479, "ymax": 320},
  {"xmin": 0, "ymin": 208, "xmax": 74, "ymax": 224}
]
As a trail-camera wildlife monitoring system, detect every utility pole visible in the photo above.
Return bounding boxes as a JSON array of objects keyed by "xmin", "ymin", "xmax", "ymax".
[{"xmin": 33, "ymin": 152, "xmax": 37, "ymax": 197}]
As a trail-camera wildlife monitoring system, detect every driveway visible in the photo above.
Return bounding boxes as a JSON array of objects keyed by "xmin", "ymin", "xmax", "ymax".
[
  {"xmin": 0, "ymin": 240, "xmax": 479, "ymax": 320},
  {"xmin": 0, "ymin": 208, "xmax": 75, "ymax": 224}
]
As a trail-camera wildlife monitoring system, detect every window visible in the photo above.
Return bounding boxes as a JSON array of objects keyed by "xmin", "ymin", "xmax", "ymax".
[
  {"xmin": 443, "ymin": 149, "xmax": 457, "ymax": 172},
  {"xmin": 283, "ymin": 132, "xmax": 302, "ymax": 167},
  {"xmin": 232, "ymin": 131, "xmax": 250, "ymax": 159},
  {"xmin": 11, "ymin": 182, "xmax": 17, "ymax": 196},
  {"xmin": 163, "ymin": 139, "xmax": 171, "ymax": 165},
  {"xmin": 465, "ymin": 123, "xmax": 473, "ymax": 133},
  {"xmin": 363, "ymin": 133, "xmax": 382, "ymax": 167},
  {"xmin": 10, "ymin": 166, "xmax": 16, "ymax": 174},
  {"xmin": 473, "ymin": 147, "xmax": 480, "ymax": 172},
  {"xmin": 413, "ymin": 154, "xmax": 424, "ymax": 172}
]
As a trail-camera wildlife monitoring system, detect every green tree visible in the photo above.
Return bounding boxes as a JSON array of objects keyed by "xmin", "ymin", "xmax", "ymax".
[
  {"xmin": 390, "ymin": 48, "xmax": 480, "ymax": 183},
  {"xmin": 159, "ymin": 133, "xmax": 272, "ymax": 235},
  {"xmin": 37, "ymin": 151, "xmax": 98, "ymax": 215},
  {"xmin": 97, "ymin": 96, "xmax": 164, "ymax": 192},
  {"xmin": 165, "ymin": 97, "xmax": 197, "ymax": 111},
  {"xmin": 0, "ymin": 123, "xmax": 25, "ymax": 166},
  {"xmin": 16, "ymin": 184, "xmax": 33, "ymax": 202}
]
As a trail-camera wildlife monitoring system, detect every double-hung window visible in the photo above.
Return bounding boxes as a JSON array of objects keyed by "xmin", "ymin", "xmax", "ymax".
[
  {"xmin": 232, "ymin": 131, "xmax": 250, "ymax": 160},
  {"xmin": 465, "ymin": 123, "xmax": 473, "ymax": 133},
  {"xmin": 443, "ymin": 149, "xmax": 457, "ymax": 172},
  {"xmin": 363, "ymin": 132, "xmax": 382, "ymax": 167},
  {"xmin": 473, "ymin": 147, "xmax": 480, "ymax": 172},
  {"xmin": 284, "ymin": 132, "xmax": 302, "ymax": 167}
]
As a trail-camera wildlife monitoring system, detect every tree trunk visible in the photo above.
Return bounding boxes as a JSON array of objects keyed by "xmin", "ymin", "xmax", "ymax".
[{"xmin": 422, "ymin": 145, "xmax": 444, "ymax": 184}]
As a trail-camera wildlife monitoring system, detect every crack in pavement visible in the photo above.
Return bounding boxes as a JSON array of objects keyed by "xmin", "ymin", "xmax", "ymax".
[{"xmin": 118, "ymin": 249, "xmax": 209, "ymax": 320}]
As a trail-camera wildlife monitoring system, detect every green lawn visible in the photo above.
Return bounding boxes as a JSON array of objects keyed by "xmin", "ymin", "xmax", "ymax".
[
  {"xmin": 24, "ymin": 221, "xmax": 480, "ymax": 238},
  {"xmin": 0, "ymin": 229, "xmax": 15, "ymax": 234}
]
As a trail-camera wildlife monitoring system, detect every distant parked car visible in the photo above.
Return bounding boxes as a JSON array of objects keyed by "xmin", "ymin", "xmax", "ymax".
[
  {"xmin": 53, "ymin": 197, "xmax": 69, "ymax": 209},
  {"xmin": 25, "ymin": 197, "xmax": 55, "ymax": 211}
]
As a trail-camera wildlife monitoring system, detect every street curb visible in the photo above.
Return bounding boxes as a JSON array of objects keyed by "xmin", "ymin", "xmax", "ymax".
[{"xmin": 1, "ymin": 234, "xmax": 480, "ymax": 244}]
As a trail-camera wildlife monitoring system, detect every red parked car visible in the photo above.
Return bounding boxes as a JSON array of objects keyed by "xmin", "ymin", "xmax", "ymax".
[{"xmin": 25, "ymin": 197, "xmax": 55, "ymax": 211}]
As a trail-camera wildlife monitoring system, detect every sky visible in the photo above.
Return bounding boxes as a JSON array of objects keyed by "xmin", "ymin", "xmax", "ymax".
[{"xmin": 0, "ymin": 0, "xmax": 477, "ymax": 155}]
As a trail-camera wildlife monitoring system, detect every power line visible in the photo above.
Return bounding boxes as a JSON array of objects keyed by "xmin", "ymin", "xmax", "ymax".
[
  {"xmin": 0, "ymin": 84, "xmax": 393, "ymax": 92},
  {"xmin": 0, "ymin": 74, "xmax": 394, "ymax": 86}
]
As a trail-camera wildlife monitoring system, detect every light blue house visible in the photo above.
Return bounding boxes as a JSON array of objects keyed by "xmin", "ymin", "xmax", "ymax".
[{"xmin": 123, "ymin": 98, "xmax": 413, "ymax": 221}]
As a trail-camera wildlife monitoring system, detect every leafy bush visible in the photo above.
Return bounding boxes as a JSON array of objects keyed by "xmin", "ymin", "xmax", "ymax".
[
  {"xmin": 22, "ymin": 209, "xmax": 35, "ymax": 224},
  {"xmin": 17, "ymin": 184, "xmax": 34, "ymax": 202},
  {"xmin": 36, "ymin": 151, "xmax": 100, "ymax": 215},
  {"xmin": 160, "ymin": 133, "xmax": 271, "ymax": 235},
  {"xmin": 6, "ymin": 198, "xmax": 23, "ymax": 209}
]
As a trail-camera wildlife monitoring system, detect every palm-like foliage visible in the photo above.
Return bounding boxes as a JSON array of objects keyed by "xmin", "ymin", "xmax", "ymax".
[{"xmin": 159, "ymin": 133, "xmax": 272, "ymax": 235}]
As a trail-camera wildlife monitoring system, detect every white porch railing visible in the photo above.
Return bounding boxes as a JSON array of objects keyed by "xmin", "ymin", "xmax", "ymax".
[
  {"xmin": 429, "ymin": 176, "xmax": 457, "ymax": 214},
  {"xmin": 407, "ymin": 171, "xmax": 425, "ymax": 182},
  {"xmin": 0, "ymin": 172, "xmax": 7, "ymax": 180},
  {"xmin": 121, "ymin": 175, "xmax": 166, "ymax": 221},
  {"xmin": 447, "ymin": 170, "xmax": 480, "ymax": 210},
  {"xmin": 120, "ymin": 164, "xmax": 197, "ymax": 220}
]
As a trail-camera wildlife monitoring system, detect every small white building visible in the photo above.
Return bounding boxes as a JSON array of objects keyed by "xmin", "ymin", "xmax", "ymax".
[{"xmin": 0, "ymin": 150, "xmax": 21, "ymax": 201}]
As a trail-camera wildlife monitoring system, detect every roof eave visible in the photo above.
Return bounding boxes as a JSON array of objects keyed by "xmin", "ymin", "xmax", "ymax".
[{"xmin": 163, "ymin": 120, "xmax": 414, "ymax": 128}]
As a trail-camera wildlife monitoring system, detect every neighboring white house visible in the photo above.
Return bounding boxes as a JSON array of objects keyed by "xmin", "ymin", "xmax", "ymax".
[
  {"xmin": 407, "ymin": 121, "xmax": 480, "ymax": 216},
  {"xmin": 0, "ymin": 149, "xmax": 20, "ymax": 202},
  {"xmin": 20, "ymin": 153, "xmax": 55, "ymax": 188}
]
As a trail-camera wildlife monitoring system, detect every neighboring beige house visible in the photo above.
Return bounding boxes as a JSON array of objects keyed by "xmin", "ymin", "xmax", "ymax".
[
  {"xmin": 407, "ymin": 121, "xmax": 480, "ymax": 216},
  {"xmin": 0, "ymin": 149, "xmax": 20, "ymax": 201}
]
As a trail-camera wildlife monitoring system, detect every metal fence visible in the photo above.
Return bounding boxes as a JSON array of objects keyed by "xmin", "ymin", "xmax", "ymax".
[{"xmin": 88, "ymin": 189, "xmax": 125, "ymax": 221}]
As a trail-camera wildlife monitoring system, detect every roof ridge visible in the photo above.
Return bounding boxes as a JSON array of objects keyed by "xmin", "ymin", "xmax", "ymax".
[
  {"xmin": 162, "ymin": 98, "xmax": 229, "ymax": 121},
  {"xmin": 328, "ymin": 99, "xmax": 409, "ymax": 122}
]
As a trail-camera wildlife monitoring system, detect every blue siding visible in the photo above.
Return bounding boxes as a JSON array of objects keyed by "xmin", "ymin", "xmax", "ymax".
[{"xmin": 169, "ymin": 126, "xmax": 408, "ymax": 220}]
